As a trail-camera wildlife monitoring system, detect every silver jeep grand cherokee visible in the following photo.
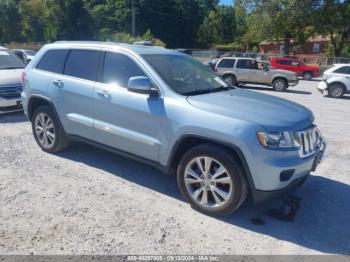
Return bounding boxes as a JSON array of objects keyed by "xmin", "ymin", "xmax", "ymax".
[
  {"xmin": 22, "ymin": 42, "xmax": 326, "ymax": 215},
  {"xmin": 215, "ymin": 57, "xmax": 299, "ymax": 92}
]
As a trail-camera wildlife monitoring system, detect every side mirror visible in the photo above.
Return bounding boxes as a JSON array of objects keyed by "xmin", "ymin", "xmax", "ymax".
[{"xmin": 127, "ymin": 76, "xmax": 158, "ymax": 96}]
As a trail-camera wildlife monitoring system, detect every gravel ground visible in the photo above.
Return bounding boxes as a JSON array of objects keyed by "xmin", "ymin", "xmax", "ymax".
[{"xmin": 0, "ymin": 80, "xmax": 349, "ymax": 255}]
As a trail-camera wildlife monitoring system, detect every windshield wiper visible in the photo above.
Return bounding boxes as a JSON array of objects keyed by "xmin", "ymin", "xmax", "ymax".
[{"xmin": 181, "ymin": 85, "xmax": 232, "ymax": 96}]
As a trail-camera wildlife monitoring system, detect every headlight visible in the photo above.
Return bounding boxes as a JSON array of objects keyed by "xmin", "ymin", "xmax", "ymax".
[{"xmin": 257, "ymin": 131, "xmax": 296, "ymax": 148}]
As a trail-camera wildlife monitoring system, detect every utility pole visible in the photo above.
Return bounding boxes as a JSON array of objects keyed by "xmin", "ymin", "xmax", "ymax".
[{"xmin": 131, "ymin": 0, "xmax": 136, "ymax": 36}]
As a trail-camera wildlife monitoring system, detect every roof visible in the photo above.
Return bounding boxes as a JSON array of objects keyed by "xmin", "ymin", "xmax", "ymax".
[
  {"xmin": 220, "ymin": 57, "xmax": 253, "ymax": 60},
  {"xmin": 50, "ymin": 41, "xmax": 175, "ymax": 55}
]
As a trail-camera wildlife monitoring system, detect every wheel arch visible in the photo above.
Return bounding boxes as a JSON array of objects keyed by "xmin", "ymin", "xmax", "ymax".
[
  {"xmin": 167, "ymin": 134, "xmax": 255, "ymax": 191},
  {"xmin": 272, "ymin": 76, "xmax": 288, "ymax": 84}
]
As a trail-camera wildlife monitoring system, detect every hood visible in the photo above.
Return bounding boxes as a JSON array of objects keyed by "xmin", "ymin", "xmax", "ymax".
[
  {"xmin": 187, "ymin": 88, "xmax": 314, "ymax": 131},
  {"xmin": 0, "ymin": 69, "xmax": 24, "ymax": 86}
]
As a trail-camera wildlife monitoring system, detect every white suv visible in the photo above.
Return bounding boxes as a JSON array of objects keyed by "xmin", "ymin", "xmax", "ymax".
[{"xmin": 318, "ymin": 64, "xmax": 350, "ymax": 98}]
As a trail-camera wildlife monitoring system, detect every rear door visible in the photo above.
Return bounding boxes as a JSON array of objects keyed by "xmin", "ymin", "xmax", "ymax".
[
  {"xmin": 92, "ymin": 51, "xmax": 163, "ymax": 161},
  {"xmin": 235, "ymin": 59, "xmax": 252, "ymax": 82},
  {"xmin": 47, "ymin": 48, "xmax": 102, "ymax": 140}
]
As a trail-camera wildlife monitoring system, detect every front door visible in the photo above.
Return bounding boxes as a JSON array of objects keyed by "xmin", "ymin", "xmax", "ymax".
[{"xmin": 93, "ymin": 51, "xmax": 163, "ymax": 161}]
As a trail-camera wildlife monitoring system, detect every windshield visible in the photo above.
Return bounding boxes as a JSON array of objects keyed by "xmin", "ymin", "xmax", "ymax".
[
  {"xmin": 142, "ymin": 54, "xmax": 230, "ymax": 95},
  {"xmin": 0, "ymin": 50, "xmax": 25, "ymax": 70},
  {"xmin": 25, "ymin": 50, "xmax": 36, "ymax": 56}
]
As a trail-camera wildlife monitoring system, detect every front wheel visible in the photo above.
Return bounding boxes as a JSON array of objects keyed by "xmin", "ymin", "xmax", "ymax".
[
  {"xmin": 328, "ymin": 83, "xmax": 345, "ymax": 98},
  {"xmin": 223, "ymin": 75, "xmax": 237, "ymax": 86},
  {"xmin": 273, "ymin": 79, "xmax": 287, "ymax": 92},
  {"xmin": 177, "ymin": 144, "xmax": 248, "ymax": 215}
]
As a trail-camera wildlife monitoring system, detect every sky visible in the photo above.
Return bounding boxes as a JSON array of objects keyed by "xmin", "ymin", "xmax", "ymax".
[{"xmin": 220, "ymin": 0, "xmax": 233, "ymax": 5}]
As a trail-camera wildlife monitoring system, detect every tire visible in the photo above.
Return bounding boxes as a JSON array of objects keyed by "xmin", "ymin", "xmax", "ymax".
[
  {"xmin": 177, "ymin": 144, "xmax": 248, "ymax": 215},
  {"xmin": 272, "ymin": 78, "xmax": 287, "ymax": 92},
  {"xmin": 303, "ymin": 71, "xmax": 313, "ymax": 81},
  {"xmin": 223, "ymin": 75, "xmax": 237, "ymax": 86},
  {"xmin": 31, "ymin": 105, "xmax": 70, "ymax": 153},
  {"xmin": 328, "ymin": 83, "xmax": 346, "ymax": 98}
]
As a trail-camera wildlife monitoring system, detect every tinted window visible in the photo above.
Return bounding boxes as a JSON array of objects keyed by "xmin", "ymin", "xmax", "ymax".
[
  {"xmin": 0, "ymin": 50, "xmax": 25, "ymax": 70},
  {"xmin": 64, "ymin": 50, "xmax": 100, "ymax": 81},
  {"xmin": 334, "ymin": 66, "xmax": 350, "ymax": 75},
  {"xmin": 217, "ymin": 59, "xmax": 235, "ymax": 68},
  {"xmin": 102, "ymin": 52, "xmax": 146, "ymax": 87},
  {"xmin": 236, "ymin": 59, "xmax": 251, "ymax": 69},
  {"xmin": 277, "ymin": 60, "xmax": 293, "ymax": 65},
  {"xmin": 37, "ymin": 49, "xmax": 69, "ymax": 73}
]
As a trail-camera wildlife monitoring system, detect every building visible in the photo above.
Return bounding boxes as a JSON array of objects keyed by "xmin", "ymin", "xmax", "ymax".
[{"xmin": 259, "ymin": 35, "xmax": 331, "ymax": 56}]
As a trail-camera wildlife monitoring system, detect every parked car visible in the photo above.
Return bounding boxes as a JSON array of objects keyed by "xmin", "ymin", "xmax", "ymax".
[
  {"xmin": 270, "ymin": 57, "xmax": 320, "ymax": 80},
  {"xmin": 203, "ymin": 59, "xmax": 220, "ymax": 71},
  {"xmin": 12, "ymin": 49, "xmax": 37, "ymax": 64},
  {"xmin": 0, "ymin": 46, "xmax": 25, "ymax": 114},
  {"xmin": 22, "ymin": 42, "xmax": 326, "ymax": 215},
  {"xmin": 317, "ymin": 64, "xmax": 350, "ymax": 98},
  {"xmin": 215, "ymin": 57, "xmax": 299, "ymax": 91}
]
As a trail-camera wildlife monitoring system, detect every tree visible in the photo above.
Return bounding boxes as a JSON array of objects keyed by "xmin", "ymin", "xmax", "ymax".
[
  {"xmin": 248, "ymin": 0, "xmax": 318, "ymax": 55},
  {"xmin": 314, "ymin": 0, "xmax": 350, "ymax": 57},
  {"xmin": 0, "ymin": 0, "xmax": 22, "ymax": 43}
]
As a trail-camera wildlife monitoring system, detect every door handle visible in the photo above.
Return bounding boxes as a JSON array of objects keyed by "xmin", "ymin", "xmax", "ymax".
[
  {"xmin": 97, "ymin": 90, "xmax": 111, "ymax": 99},
  {"xmin": 53, "ymin": 80, "xmax": 64, "ymax": 88}
]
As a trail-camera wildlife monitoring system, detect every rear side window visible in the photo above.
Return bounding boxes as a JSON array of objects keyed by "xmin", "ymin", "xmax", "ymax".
[
  {"xmin": 334, "ymin": 66, "xmax": 350, "ymax": 75},
  {"xmin": 236, "ymin": 59, "xmax": 251, "ymax": 69},
  {"xmin": 277, "ymin": 59, "xmax": 292, "ymax": 65},
  {"xmin": 64, "ymin": 50, "xmax": 100, "ymax": 81},
  {"xmin": 36, "ymin": 49, "xmax": 69, "ymax": 74},
  {"xmin": 217, "ymin": 59, "xmax": 235, "ymax": 68},
  {"xmin": 102, "ymin": 52, "xmax": 146, "ymax": 87}
]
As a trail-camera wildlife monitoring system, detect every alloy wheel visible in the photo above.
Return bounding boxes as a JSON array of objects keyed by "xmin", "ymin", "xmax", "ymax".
[
  {"xmin": 184, "ymin": 156, "xmax": 233, "ymax": 208},
  {"xmin": 34, "ymin": 113, "xmax": 56, "ymax": 149}
]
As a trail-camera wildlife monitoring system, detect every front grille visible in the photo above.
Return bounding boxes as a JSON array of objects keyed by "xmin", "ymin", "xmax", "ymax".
[
  {"xmin": 295, "ymin": 126, "xmax": 323, "ymax": 158},
  {"xmin": 0, "ymin": 84, "xmax": 23, "ymax": 99}
]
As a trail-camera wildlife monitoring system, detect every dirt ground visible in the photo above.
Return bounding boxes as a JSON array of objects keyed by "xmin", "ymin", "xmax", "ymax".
[{"xmin": 0, "ymin": 80, "xmax": 349, "ymax": 255}]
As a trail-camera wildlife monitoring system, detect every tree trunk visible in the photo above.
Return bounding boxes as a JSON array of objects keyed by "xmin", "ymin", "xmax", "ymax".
[{"xmin": 283, "ymin": 37, "xmax": 290, "ymax": 56}]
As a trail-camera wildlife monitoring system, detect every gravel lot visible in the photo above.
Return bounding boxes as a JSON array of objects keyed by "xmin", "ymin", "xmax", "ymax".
[{"xmin": 0, "ymin": 80, "xmax": 349, "ymax": 255}]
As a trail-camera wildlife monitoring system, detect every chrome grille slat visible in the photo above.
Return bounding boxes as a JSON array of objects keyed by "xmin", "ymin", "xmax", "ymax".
[{"xmin": 296, "ymin": 126, "xmax": 322, "ymax": 158}]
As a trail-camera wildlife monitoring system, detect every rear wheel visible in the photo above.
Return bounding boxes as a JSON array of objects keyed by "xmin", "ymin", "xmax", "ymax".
[
  {"xmin": 303, "ymin": 72, "xmax": 313, "ymax": 81},
  {"xmin": 328, "ymin": 83, "xmax": 346, "ymax": 98},
  {"xmin": 223, "ymin": 75, "xmax": 237, "ymax": 86},
  {"xmin": 273, "ymin": 78, "xmax": 287, "ymax": 92},
  {"xmin": 32, "ymin": 105, "xmax": 70, "ymax": 153},
  {"xmin": 177, "ymin": 144, "xmax": 248, "ymax": 215}
]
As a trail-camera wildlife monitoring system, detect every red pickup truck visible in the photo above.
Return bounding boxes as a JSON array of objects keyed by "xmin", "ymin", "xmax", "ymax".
[{"xmin": 270, "ymin": 57, "xmax": 320, "ymax": 80}]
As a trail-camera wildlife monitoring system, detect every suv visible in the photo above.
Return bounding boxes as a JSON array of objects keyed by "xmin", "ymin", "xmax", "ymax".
[
  {"xmin": 0, "ymin": 46, "xmax": 25, "ymax": 114},
  {"xmin": 317, "ymin": 64, "xmax": 350, "ymax": 98},
  {"xmin": 270, "ymin": 57, "xmax": 320, "ymax": 81},
  {"xmin": 22, "ymin": 42, "xmax": 326, "ymax": 215},
  {"xmin": 215, "ymin": 57, "xmax": 298, "ymax": 92}
]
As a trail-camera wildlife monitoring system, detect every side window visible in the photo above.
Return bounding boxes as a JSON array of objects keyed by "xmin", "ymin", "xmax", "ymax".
[
  {"xmin": 217, "ymin": 59, "xmax": 235, "ymax": 68},
  {"xmin": 64, "ymin": 50, "xmax": 100, "ymax": 81},
  {"xmin": 36, "ymin": 49, "xmax": 69, "ymax": 74},
  {"xmin": 102, "ymin": 52, "xmax": 146, "ymax": 87},
  {"xmin": 334, "ymin": 66, "xmax": 350, "ymax": 75},
  {"xmin": 236, "ymin": 59, "xmax": 251, "ymax": 69}
]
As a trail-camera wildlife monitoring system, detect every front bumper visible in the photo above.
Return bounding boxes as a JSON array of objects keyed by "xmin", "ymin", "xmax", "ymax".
[
  {"xmin": 0, "ymin": 97, "xmax": 23, "ymax": 114},
  {"xmin": 317, "ymin": 81, "xmax": 328, "ymax": 93},
  {"xmin": 289, "ymin": 79, "xmax": 299, "ymax": 86}
]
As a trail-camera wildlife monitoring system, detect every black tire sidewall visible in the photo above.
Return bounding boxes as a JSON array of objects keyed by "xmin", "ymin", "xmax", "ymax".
[
  {"xmin": 177, "ymin": 144, "xmax": 247, "ymax": 215},
  {"xmin": 31, "ymin": 105, "xmax": 66, "ymax": 153}
]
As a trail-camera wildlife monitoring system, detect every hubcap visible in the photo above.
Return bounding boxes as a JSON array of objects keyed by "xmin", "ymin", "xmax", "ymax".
[
  {"xmin": 275, "ymin": 81, "xmax": 285, "ymax": 90},
  {"xmin": 304, "ymin": 73, "xmax": 312, "ymax": 80},
  {"xmin": 34, "ymin": 113, "xmax": 56, "ymax": 148},
  {"xmin": 224, "ymin": 76, "xmax": 235, "ymax": 86},
  {"xmin": 184, "ymin": 157, "xmax": 233, "ymax": 208}
]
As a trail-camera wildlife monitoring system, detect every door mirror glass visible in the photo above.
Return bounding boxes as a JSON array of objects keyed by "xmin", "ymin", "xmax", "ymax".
[{"xmin": 128, "ymin": 76, "xmax": 156, "ymax": 95}]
